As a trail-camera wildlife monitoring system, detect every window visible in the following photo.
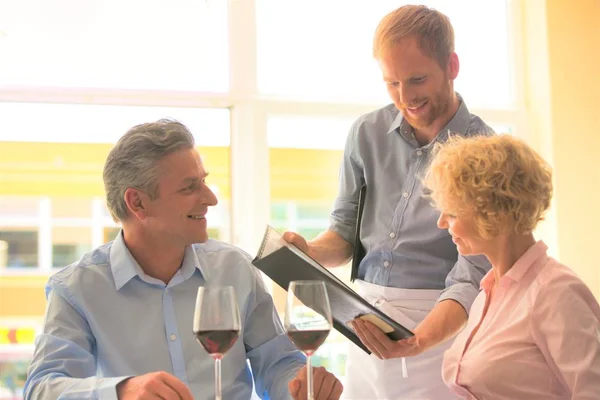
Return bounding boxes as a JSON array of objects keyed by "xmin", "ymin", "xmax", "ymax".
[
  {"xmin": 0, "ymin": 230, "xmax": 37, "ymax": 268},
  {"xmin": 257, "ymin": 0, "xmax": 512, "ymax": 108},
  {"xmin": 0, "ymin": 102, "xmax": 230, "ymax": 145},
  {"xmin": 0, "ymin": 105, "xmax": 231, "ymax": 270},
  {"xmin": 0, "ymin": 0, "xmax": 229, "ymax": 91},
  {"xmin": 268, "ymin": 114, "xmax": 356, "ymax": 378},
  {"xmin": 103, "ymin": 227, "xmax": 121, "ymax": 244},
  {"xmin": 0, "ymin": 358, "xmax": 28, "ymax": 399},
  {"xmin": 268, "ymin": 115, "xmax": 350, "ymax": 237},
  {"xmin": 51, "ymin": 227, "xmax": 92, "ymax": 268},
  {"xmin": 0, "ymin": 320, "xmax": 39, "ymax": 399},
  {"xmin": 0, "ymin": 197, "xmax": 39, "ymax": 222},
  {"xmin": 0, "ymin": 0, "xmax": 522, "ymax": 391}
]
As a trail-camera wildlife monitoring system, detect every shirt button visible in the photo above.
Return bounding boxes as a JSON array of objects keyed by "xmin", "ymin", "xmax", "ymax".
[
  {"xmin": 170, "ymin": 334, "xmax": 177, "ymax": 341},
  {"xmin": 416, "ymin": 150, "xmax": 422, "ymax": 156},
  {"xmin": 389, "ymin": 232, "xmax": 396, "ymax": 238},
  {"xmin": 403, "ymin": 192, "xmax": 409, "ymax": 198},
  {"xmin": 374, "ymin": 299, "xmax": 384, "ymax": 306},
  {"xmin": 383, "ymin": 261, "xmax": 390, "ymax": 268}
]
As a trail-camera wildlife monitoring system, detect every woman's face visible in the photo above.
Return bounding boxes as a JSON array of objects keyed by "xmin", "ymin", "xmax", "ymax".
[{"xmin": 437, "ymin": 210, "xmax": 491, "ymax": 256}]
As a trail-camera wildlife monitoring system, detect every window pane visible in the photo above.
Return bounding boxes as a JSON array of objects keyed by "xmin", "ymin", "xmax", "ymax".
[
  {"xmin": 267, "ymin": 116, "xmax": 351, "ymax": 150},
  {"xmin": 51, "ymin": 227, "xmax": 92, "ymax": 268},
  {"xmin": 0, "ymin": 229, "xmax": 38, "ymax": 268},
  {"xmin": 0, "ymin": 320, "xmax": 39, "ymax": 398},
  {"xmin": 268, "ymin": 115, "xmax": 355, "ymax": 378},
  {"xmin": 0, "ymin": 197, "xmax": 39, "ymax": 220},
  {"xmin": 0, "ymin": 358, "xmax": 29, "ymax": 397},
  {"xmin": 0, "ymin": 0, "xmax": 229, "ymax": 91},
  {"xmin": 491, "ymin": 125, "xmax": 514, "ymax": 135},
  {"xmin": 0, "ymin": 103, "xmax": 230, "ymax": 145},
  {"xmin": 268, "ymin": 115, "xmax": 351, "ymax": 231},
  {"xmin": 257, "ymin": 0, "xmax": 511, "ymax": 108},
  {"xmin": 103, "ymin": 227, "xmax": 121, "ymax": 244},
  {"xmin": 0, "ymin": 106, "xmax": 231, "ymax": 267},
  {"xmin": 51, "ymin": 198, "xmax": 92, "ymax": 219}
]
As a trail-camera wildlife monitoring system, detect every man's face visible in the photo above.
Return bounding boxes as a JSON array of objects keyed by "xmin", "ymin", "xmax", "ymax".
[
  {"xmin": 378, "ymin": 36, "xmax": 457, "ymax": 132},
  {"xmin": 142, "ymin": 147, "xmax": 218, "ymax": 245}
]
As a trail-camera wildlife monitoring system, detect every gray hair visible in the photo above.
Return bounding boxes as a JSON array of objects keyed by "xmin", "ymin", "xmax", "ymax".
[{"xmin": 103, "ymin": 118, "xmax": 196, "ymax": 222}]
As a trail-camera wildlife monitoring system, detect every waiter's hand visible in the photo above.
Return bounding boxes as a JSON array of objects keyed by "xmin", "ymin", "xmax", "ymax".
[
  {"xmin": 283, "ymin": 231, "xmax": 310, "ymax": 253},
  {"xmin": 289, "ymin": 366, "xmax": 343, "ymax": 400},
  {"xmin": 351, "ymin": 319, "xmax": 424, "ymax": 359}
]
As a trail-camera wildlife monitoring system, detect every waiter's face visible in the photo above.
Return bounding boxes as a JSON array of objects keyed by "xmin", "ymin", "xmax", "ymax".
[{"xmin": 378, "ymin": 36, "xmax": 457, "ymax": 133}]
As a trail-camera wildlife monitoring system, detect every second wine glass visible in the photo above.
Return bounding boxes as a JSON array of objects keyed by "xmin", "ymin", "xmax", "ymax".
[
  {"xmin": 285, "ymin": 280, "xmax": 332, "ymax": 400},
  {"xmin": 193, "ymin": 286, "xmax": 241, "ymax": 400}
]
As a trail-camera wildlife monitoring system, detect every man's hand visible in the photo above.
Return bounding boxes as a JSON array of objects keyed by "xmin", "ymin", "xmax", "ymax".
[
  {"xmin": 288, "ymin": 366, "xmax": 343, "ymax": 400},
  {"xmin": 351, "ymin": 319, "xmax": 424, "ymax": 359},
  {"xmin": 117, "ymin": 371, "xmax": 194, "ymax": 400}
]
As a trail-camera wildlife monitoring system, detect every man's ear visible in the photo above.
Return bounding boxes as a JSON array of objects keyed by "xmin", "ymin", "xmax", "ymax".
[
  {"xmin": 124, "ymin": 188, "xmax": 149, "ymax": 220},
  {"xmin": 446, "ymin": 52, "xmax": 459, "ymax": 80}
]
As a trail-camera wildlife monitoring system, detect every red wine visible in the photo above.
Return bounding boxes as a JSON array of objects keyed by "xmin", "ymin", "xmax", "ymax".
[
  {"xmin": 287, "ymin": 329, "xmax": 330, "ymax": 355},
  {"xmin": 195, "ymin": 329, "xmax": 240, "ymax": 357}
]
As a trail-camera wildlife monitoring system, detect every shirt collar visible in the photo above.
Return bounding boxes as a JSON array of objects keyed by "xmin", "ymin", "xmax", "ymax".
[
  {"xmin": 480, "ymin": 240, "xmax": 549, "ymax": 292},
  {"xmin": 386, "ymin": 93, "xmax": 471, "ymax": 145},
  {"xmin": 109, "ymin": 230, "xmax": 207, "ymax": 291}
]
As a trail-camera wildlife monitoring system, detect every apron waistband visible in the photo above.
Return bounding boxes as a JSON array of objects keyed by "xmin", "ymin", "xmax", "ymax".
[
  {"xmin": 345, "ymin": 280, "xmax": 451, "ymax": 390},
  {"xmin": 355, "ymin": 279, "xmax": 441, "ymax": 305}
]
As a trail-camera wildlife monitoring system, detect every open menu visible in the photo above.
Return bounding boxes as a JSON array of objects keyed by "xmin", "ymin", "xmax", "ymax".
[{"xmin": 252, "ymin": 225, "xmax": 414, "ymax": 354}]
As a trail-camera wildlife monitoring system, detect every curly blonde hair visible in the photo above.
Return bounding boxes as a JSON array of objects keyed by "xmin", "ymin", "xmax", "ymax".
[{"xmin": 423, "ymin": 134, "xmax": 553, "ymax": 239}]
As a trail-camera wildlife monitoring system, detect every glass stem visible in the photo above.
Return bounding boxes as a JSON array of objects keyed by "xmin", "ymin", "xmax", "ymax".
[
  {"xmin": 215, "ymin": 357, "xmax": 222, "ymax": 400},
  {"xmin": 307, "ymin": 354, "xmax": 314, "ymax": 400}
]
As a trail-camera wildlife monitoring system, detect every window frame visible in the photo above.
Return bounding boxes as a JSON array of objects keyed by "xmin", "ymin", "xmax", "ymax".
[{"xmin": 0, "ymin": 0, "xmax": 526, "ymax": 264}]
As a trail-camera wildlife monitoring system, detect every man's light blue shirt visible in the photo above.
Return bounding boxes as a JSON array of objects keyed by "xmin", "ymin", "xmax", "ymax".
[
  {"xmin": 24, "ymin": 232, "xmax": 305, "ymax": 400},
  {"xmin": 330, "ymin": 96, "xmax": 494, "ymax": 314}
]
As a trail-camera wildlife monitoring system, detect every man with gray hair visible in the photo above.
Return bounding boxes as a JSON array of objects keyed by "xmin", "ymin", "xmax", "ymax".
[{"xmin": 24, "ymin": 119, "xmax": 343, "ymax": 400}]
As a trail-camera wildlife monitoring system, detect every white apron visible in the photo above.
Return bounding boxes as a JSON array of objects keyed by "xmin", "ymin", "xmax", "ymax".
[{"xmin": 342, "ymin": 280, "xmax": 456, "ymax": 400}]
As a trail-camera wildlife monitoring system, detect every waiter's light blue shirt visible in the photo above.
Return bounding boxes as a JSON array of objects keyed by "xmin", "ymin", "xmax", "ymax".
[
  {"xmin": 330, "ymin": 96, "xmax": 494, "ymax": 314},
  {"xmin": 24, "ymin": 232, "xmax": 305, "ymax": 400}
]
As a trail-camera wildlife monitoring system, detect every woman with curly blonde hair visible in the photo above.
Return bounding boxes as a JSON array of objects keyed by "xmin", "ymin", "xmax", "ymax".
[{"xmin": 424, "ymin": 134, "xmax": 600, "ymax": 399}]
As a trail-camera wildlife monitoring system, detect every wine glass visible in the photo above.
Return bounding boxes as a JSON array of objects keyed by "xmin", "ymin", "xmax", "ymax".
[
  {"xmin": 193, "ymin": 286, "xmax": 241, "ymax": 400},
  {"xmin": 285, "ymin": 280, "xmax": 333, "ymax": 400}
]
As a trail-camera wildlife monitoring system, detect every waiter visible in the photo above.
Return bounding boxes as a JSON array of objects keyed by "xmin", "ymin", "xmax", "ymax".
[{"xmin": 284, "ymin": 5, "xmax": 493, "ymax": 399}]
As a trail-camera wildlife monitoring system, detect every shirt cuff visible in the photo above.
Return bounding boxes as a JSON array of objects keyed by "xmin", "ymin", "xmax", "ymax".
[
  {"xmin": 97, "ymin": 376, "xmax": 132, "ymax": 400},
  {"xmin": 437, "ymin": 282, "xmax": 480, "ymax": 315},
  {"xmin": 328, "ymin": 222, "xmax": 355, "ymax": 246}
]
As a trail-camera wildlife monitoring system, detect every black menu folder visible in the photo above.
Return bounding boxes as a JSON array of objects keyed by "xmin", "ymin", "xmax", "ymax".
[
  {"xmin": 350, "ymin": 184, "xmax": 367, "ymax": 283},
  {"xmin": 252, "ymin": 225, "xmax": 414, "ymax": 354}
]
